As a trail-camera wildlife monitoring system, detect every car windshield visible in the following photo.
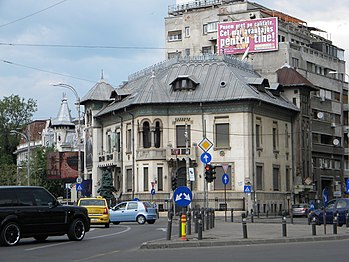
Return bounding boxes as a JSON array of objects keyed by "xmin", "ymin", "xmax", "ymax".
[{"xmin": 79, "ymin": 199, "xmax": 105, "ymax": 206}]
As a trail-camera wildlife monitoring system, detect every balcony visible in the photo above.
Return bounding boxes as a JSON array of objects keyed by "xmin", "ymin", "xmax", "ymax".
[
  {"xmin": 136, "ymin": 148, "xmax": 166, "ymax": 161},
  {"xmin": 166, "ymin": 146, "xmax": 198, "ymax": 162},
  {"xmin": 98, "ymin": 151, "xmax": 121, "ymax": 167}
]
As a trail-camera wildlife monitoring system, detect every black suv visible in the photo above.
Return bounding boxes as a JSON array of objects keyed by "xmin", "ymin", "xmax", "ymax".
[{"xmin": 0, "ymin": 186, "xmax": 90, "ymax": 246}]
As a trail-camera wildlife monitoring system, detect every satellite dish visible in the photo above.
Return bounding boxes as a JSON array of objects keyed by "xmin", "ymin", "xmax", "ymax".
[
  {"xmin": 333, "ymin": 139, "xmax": 340, "ymax": 146},
  {"xmin": 317, "ymin": 112, "xmax": 324, "ymax": 119}
]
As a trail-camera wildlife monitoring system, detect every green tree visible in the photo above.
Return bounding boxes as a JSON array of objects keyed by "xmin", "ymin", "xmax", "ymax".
[
  {"xmin": 0, "ymin": 95, "xmax": 37, "ymax": 165},
  {"xmin": 0, "ymin": 95, "xmax": 37, "ymax": 185},
  {"xmin": 97, "ymin": 168, "xmax": 117, "ymax": 207}
]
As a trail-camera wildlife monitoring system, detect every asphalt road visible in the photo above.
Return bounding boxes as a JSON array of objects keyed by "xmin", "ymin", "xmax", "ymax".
[{"xmin": 1, "ymin": 217, "xmax": 347, "ymax": 262}]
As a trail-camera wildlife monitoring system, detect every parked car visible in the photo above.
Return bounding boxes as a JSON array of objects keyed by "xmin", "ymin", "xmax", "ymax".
[
  {"xmin": 77, "ymin": 196, "xmax": 110, "ymax": 228},
  {"xmin": 309, "ymin": 198, "xmax": 349, "ymax": 226},
  {"xmin": 292, "ymin": 203, "xmax": 310, "ymax": 217},
  {"xmin": 0, "ymin": 186, "xmax": 90, "ymax": 246},
  {"xmin": 109, "ymin": 201, "xmax": 157, "ymax": 225}
]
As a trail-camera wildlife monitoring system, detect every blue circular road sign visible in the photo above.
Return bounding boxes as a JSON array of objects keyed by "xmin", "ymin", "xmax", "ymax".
[
  {"xmin": 200, "ymin": 152, "xmax": 212, "ymax": 164},
  {"xmin": 222, "ymin": 173, "xmax": 229, "ymax": 185},
  {"xmin": 173, "ymin": 186, "xmax": 192, "ymax": 207},
  {"xmin": 150, "ymin": 188, "xmax": 155, "ymax": 195}
]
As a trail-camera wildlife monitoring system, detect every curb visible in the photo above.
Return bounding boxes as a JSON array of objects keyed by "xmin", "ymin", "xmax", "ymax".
[{"xmin": 140, "ymin": 234, "xmax": 349, "ymax": 249}]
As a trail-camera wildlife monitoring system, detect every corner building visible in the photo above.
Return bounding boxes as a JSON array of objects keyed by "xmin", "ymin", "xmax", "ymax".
[
  {"xmin": 165, "ymin": 0, "xmax": 348, "ymax": 204},
  {"xmin": 81, "ymin": 56, "xmax": 298, "ymax": 213}
]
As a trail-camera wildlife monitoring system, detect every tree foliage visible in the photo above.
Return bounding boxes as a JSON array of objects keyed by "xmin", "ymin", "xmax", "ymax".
[
  {"xmin": 0, "ymin": 95, "xmax": 37, "ymax": 165},
  {"xmin": 97, "ymin": 168, "xmax": 117, "ymax": 207}
]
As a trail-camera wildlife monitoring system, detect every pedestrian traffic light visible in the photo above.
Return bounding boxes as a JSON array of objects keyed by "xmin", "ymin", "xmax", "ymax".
[{"xmin": 171, "ymin": 176, "xmax": 177, "ymax": 190}]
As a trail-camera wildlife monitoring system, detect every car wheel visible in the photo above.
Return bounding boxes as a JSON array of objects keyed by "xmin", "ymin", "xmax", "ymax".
[
  {"xmin": 0, "ymin": 222, "xmax": 21, "ymax": 246},
  {"xmin": 34, "ymin": 235, "xmax": 48, "ymax": 242},
  {"xmin": 137, "ymin": 215, "xmax": 146, "ymax": 225},
  {"xmin": 147, "ymin": 220, "xmax": 156, "ymax": 224},
  {"xmin": 105, "ymin": 223, "xmax": 110, "ymax": 228},
  {"xmin": 112, "ymin": 222, "xmax": 120, "ymax": 225},
  {"xmin": 67, "ymin": 218, "xmax": 86, "ymax": 241}
]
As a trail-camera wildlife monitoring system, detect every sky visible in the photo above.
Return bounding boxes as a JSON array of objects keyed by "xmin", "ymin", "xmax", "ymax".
[{"xmin": 0, "ymin": 0, "xmax": 348, "ymax": 120}]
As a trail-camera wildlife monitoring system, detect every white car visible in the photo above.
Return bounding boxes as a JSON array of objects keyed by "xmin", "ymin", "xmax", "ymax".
[{"xmin": 109, "ymin": 201, "xmax": 158, "ymax": 225}]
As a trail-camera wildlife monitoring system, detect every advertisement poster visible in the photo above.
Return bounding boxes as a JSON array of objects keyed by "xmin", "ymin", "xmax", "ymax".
[{"xmin": 217, "ymin": 17, "xmax": 278, "ymax": 55}]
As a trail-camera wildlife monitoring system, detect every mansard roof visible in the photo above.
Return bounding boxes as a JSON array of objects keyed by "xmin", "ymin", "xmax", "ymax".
[{"xmin": 95, "ymin": 55, "xmax": 299, "ymax": 117}]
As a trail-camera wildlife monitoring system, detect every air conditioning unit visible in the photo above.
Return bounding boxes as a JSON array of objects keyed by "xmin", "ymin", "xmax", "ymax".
[{"xmin": 331, "ymin": 122, "xmax": 336, "ymax": 128}]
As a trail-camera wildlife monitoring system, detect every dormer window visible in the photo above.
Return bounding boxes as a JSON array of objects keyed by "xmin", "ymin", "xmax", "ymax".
[{"xmin": 170, "ymin": 75, "xmax": 199, "ymax": 91}]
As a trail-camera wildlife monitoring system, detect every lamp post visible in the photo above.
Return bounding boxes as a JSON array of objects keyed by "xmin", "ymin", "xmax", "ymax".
[
  {"xmin": 11, "ymin": 128, "xmax": 30, "ymax": 186},
  {"xmin": 51, "ymin": 83, "xmax": 82, "ymax": 182}
]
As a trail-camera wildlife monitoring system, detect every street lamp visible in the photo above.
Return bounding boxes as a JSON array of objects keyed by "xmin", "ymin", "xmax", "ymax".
[
  {"xmin": 10, "ymin": 128, "xmax": 30, "ymax": 186},
  {"xmin": 51, "ymin": 82, "xmax": 82, "ymax": 182}
]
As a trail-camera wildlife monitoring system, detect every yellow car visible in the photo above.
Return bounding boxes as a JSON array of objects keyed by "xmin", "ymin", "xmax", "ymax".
[{"xmin": 78, "ymin": 197, "xmax": 110, "ymax": 228}]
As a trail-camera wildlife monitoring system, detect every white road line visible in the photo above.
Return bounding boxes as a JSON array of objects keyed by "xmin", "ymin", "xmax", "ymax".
[{"xmin": 25, "ymin": 226, "xmax": 131, "ymax": 251}]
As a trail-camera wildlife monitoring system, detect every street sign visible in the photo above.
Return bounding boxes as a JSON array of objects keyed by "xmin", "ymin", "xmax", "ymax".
[
  {"xmin": 76, "ymin": 183, "xmax": 83, "ymax": 191},
  {"xmin": 173, "ymin": 186, "xmax": 192, "ymax": 207},
  {"xmin": 222, "ymin": 173, "xmax": 229, "ymax": 185},
  {"xmin": 346, "ymin": 179, "xmax": 349, "ymax": 194},
  {"xmin": 150, "ymin": 188, "xmax": 156, "ymax": 195},
  {"xmin": 198, "ymin": 137, "xmax": 213, "ymax": 152},
  {"xmin": 200, "ymin": 152, "xmax": 212, "ymax": 164},
  {"xmin": 76, "ymin": 176, "xmax": 83, "ymax": 184},
  {"xmin": 244, "ymin": 185, "xmax": 252, "ymax": 193},
  {"xmin": 189, "ymin": 167, "xmax": 195, "ymax": 181}
]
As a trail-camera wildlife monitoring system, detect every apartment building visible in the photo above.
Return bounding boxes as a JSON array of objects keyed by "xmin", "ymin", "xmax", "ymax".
[{"xmin": 165, "ymin": 0, "xmax": 348, "ymax": 203}]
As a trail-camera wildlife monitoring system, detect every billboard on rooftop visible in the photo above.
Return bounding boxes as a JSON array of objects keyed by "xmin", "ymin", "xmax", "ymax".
[{"xmin": 217, "ymin": 17, "xmax": 278, "ymax": 55}]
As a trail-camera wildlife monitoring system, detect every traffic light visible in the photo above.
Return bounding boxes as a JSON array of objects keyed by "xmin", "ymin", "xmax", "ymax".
[
  {"xmin": 205, "ymin": 164, "xmax": 212, "ymax": 182},
  {"xmin": 171, "ymin": 176, "xmax": 177, "ymax": 190},
  {"xmin": 205, "ymin": 164, "xmax": 216, "ymax": 183}
]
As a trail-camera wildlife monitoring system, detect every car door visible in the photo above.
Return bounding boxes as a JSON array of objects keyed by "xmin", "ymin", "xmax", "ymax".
[
  {"xmin": 110, "ymin": 202, "xmax": 127, "ymax": 222},
  {"xmin": 32, "ymin": 188, "xmax": 66, "ymax": 233},
  {"xmin": 324, "ymin": 200, "xmax": 336, "ymax": 224},
  {"xmin": 124, "ymin": 202, "xmax": 139, "ymax": 221}
]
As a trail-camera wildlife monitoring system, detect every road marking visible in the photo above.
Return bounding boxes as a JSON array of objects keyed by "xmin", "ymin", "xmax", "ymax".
[
  {"xmin": 156, "ymin": 228, "xmax": 167, "ymax": 232},
  {"xmin": 25, "ymin": 225, "xmax": 131, "ymax": 251},
  {"xmin": 73, "ymin": 250, "xmax": 120, "ymax": 262}
]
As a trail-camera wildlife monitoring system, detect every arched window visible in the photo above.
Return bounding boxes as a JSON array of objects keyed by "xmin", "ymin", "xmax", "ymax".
[
  {"xmin": 143, "ymin": 121, "xmax": 151, "ymax": 148},
  {"xmin": 154, "ymin": 121, "xmax": 161, "ymax": 148}
]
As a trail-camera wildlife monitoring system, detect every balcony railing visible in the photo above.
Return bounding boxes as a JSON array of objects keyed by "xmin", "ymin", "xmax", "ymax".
[
  {"xmin": 166, "ymin": 146, "xmax": 198, "ymax": 162},
  {"xmin": 98, "ymin": 151, "xmax": 121, "ymax": 167}
]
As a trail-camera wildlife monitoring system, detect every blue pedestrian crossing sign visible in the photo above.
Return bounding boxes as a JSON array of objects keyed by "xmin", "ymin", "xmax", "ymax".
[
  {"xmin": 244, "ymin": 185, "xmax": 252, "ymax": 194},
  {"xmin": 76, "ymin": 183, "xmax": 83, "ymax": 191},
  {"xmin": 173, "ymin": 186, "xmax": 192, "ymax": 207}
]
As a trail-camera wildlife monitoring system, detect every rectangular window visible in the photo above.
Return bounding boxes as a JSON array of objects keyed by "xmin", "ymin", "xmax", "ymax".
[
  {"xmin": 215, "ymin": 123, "xmax": 229, "ymax": 148},
  {"xmin": 255, "ymin": 118, "xmax": 262, "ymax": 149},
  {"xmin": 203, "ymin": 24, "xmax": 207, "ymax": 35},
  {"xmin": 214, "ymin": 165, "xmax": 232, "ymax": 190},
  {"xmin": 185, "ymin": 26, "xmax": 190, "ymax": 37},
  {"xmin": 126, "ymin": 168, "xmax": 132, "ymax": 192},
  {"xmin": 272, "ymin": 122, "xmax": 279, "ymax": 151},
  {"xmin": 176, "ymin": 125, "xmax": 190, "ymax": 148},
  {"xmin": 291, "ymin": 57, "xmax": 299, "ymax": 68},
  {"xmin": 126, "ymin": 127, "xmax": 132, "ymax": 152},
  {"xmin": 207, "ymin": 21, "xmax": 218, "ymax": 32},
  {"xmin": 168, "ymin": 52, "xmax": 181, "ymax": 59},
  {"xmin": 286, "ymin": 166, "xmax": 290, "ymax": 191},
  {"xmin": 143, "ymin": 167, "xmax": 148, "ymax": 192},
  {"xmin": 107, "ymin": 131, "xmax": 112, "ymax": 153},
  {"xmin": 185, "ymin": 48, "xmax": 190, "ymax": 57},
  {"xmin": 202, "ymin": 46, "xmax": 212, "ymax": 54},
  {"xmin": 157, "ymin": 167, "xmax": 163, "ymax": 191},
  {"xmin": 256, "ymin": 164, "xmax": 263, "ymax": 190},
  {"xmin": 116, "ymin": 132, "xmax": 121, "ymax": 152},
  {"xmin": 168, "ymin": 30, "xmax": 182, "ymax": 42},
  {"xmin": 285, "ymin": 124, "xmax": 289, "ymax": 149},
  {"xmin": 273, "ymin": 166, "xmax": 280, "ymax": 191}
]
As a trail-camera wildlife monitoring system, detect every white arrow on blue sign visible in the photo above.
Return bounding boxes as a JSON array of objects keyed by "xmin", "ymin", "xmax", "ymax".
[
  {"xmin": 222, "ymin": 173, "xmax": 229, "ymax": 185},
  {"xmin": 200, "ymin": 152, "xmax": 212, "ymax": 164},
  {"xmin": 173, "ymin": 186, "xmax": 192, "ymax": 207},
  {"xmin": 346, "ymin": 179, "xmax": 349, "ymax": 194}
]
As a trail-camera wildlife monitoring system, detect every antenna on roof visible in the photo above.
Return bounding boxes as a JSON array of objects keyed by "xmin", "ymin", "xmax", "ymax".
[{"xmin": 101, "ymin": 69, "xmax": 104, "ymax": 80}]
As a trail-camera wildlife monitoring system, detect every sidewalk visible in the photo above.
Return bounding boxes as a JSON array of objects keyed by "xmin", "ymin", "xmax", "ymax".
[{"xmin": 140, "ymin": 216, "xmax": 349, "ymax": 249}]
